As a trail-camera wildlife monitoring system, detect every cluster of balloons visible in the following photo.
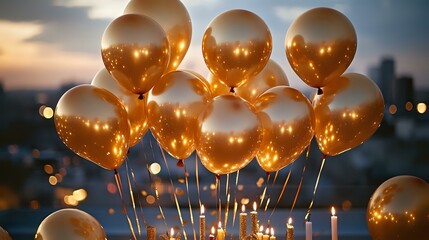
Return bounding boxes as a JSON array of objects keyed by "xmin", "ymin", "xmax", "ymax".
[{"xmin": 54, "ymin": 2, "xmax": 384, "ymax": 177}]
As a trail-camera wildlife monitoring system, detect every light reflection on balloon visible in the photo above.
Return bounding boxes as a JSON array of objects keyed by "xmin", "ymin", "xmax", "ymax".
[
  {"xmin": 124, "ymin": 0, "xmax": 192, "ymax": 72},
  {"xmin": 101, "ymin": 14, "xmax": 170, "ymax": 96},
  {"xmin": 148, "ymin": 70, "xmax": 211, "ymax": 160},
  {"xmin": 35, "ymin": 208, "xmax": 106, "ymax": 240},
  {"xmin": 285, "ymin": 7, "xmax": 357, "ymax": 88},
  {"xmin": 202, "ymin": 9, "xmax": 272, "ymax": 89},
  {"xmin": 254, "ymin": 86, "xmax": 315, "ymax": 172},
  {"xmin": 196, "ymin": 95, "xmax": 263, "ymax": 175},
  {"xmin": 367, "ymin": 175, "xmax": 429, "ymax": 240},
  {"xmin": 54, "ymin": 85, "xmax": 130, "ymax": 170},
  {"xmin": 313, "ymin": 73, "xmax": 384, "ymax": 156},
  {"xmin": 91, "ymin": 68, "xmax": 148, "ymax": 147}
]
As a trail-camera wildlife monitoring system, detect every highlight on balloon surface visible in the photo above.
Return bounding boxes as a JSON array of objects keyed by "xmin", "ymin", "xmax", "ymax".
[
  {"xmin": 101, "ymin": 13, "xmax": 170, "ymax": 97},
  {"xmin": 367, "ymin": 175, "xmax": 429, "ymax": 240},
  {"xmin": 202, "ymin": 9, "xmax": 272, "ymax": 90},
  {"xmin": 35, "ymin": 208, "xmax": 106, "ymax": 240},
  {"xmin": 313, "ymin": 73, "xmax": 384, "ymax": 156},
  {"xmin": 124, "ymin": 0, "xmax": 192, "ymax": 72},
  {"xmin": 54, "ymin": 84, "xmax": 130, "ymax": 170},
  {"xmin": 207, "ymin": 59, "xmax": 289, "ymax": 103},
  {"xmin": 147, "ymin": 70, "xmax": 212, "ymax": 161},
  {"xmin": 254, "ymin": 86, "xmax": 315, "ymax": 172},
  {"xmin": 91, "ymin": 68, "xmax": 148, "ymax": 147},
  {"xmin": 195, "ymin": 94, "xmax": 263, "ymax": 175},
  {"xmin": 285, "ymin": 7, "xmax": 357, "ymax": 89}
]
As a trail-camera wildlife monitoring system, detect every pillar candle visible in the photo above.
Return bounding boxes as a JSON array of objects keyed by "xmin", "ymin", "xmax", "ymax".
[
  {"xmin": 257, "ymin": 225, "xmax": 264, "ymax": 240},
  {"xmin": 250, "ymin": 201, "xmax": 258, "ymax": 234},
  {"xmin": 209, "ymin": 226, "xmax": 215, "ymax": 240},
  {"xmin": 269, "ymin": 227, "xmax": 276, "ymax": 240},
  {"xmin": 262, "ymin": 227, "xmax": 270, "ymax": 240},
  {"xmin": 146, "ymin": 226, "xmax": 156, "ymax": 240},
  {"xmin": 200, "ymin": 204, "xmax": 206, "ymax": 240},
  {"xmin": 305, "ymin": 219, "xmax": 312, "ymax": 240},
  {"xmin": 239, "ymin": 205, "xmax": 247, "ymax": 239},
  {"xmin": 170, "ymin": 228, "xmax": 175, "ymax": 240},
  {"xmin": 331, "ymin": 207, "xmax": 338, "ymax": 240},
  {"xmin": 217, "ymin": 221, "xmax": 226, "ymax": 240},
  {"xmin": 286, "ymin": 218, "xmax": 294, "ymax": 240}
]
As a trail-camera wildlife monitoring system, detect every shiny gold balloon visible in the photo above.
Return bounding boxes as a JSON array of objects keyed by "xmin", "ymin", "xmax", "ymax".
[
  {"xmin": 285, "ymin": 7, "xmax": 357, "ymax": 88},
  {"xmin": 91, "ymin": 68, "xmax": 148, "ymax": 147},
  {"xmin": 54, "ymin": 85, "xmax": 130, "ymax": 170},
  {"xmin": 148, "ymin": 70, "xmax": 211, "ymax": 160},
  {"xmin": 0, "ymin": 227, "xmax": 11, "ymax": 240},
  {"xmin": 101, "ymin": 14, "xmax": 170, "ymax": 96},
  {"xmin": 35, "ymin": 208, "xmax": 106, "ymax": 240},
  {"xmin": 207, "ymin": 59, "xmax": 289, "ymax": 103},
  {"xmin": 367, "ymin": 175, "xmax": 429, "ymax": 240},
  {"xmin": 124, "ymin": 0, "xmax": 192, "ymax": 72},
  {"xmin": 254, "ymin": 86, "xmax": 314, "ymax": 172},
  {"xmin": 313, "ymin": 73, "xmax": 384, "ymax": 156},
  {"xmin": 196, "ymin": 95, "xmax": 263, "ymax": 175},
  {"xmin": 202, "ymin": 9, "xmax": 272, "ymax": 89}
]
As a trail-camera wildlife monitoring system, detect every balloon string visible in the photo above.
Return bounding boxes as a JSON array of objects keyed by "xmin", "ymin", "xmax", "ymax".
[
  {"xmin": 230, "ymin": 170, "xmax": 240, "ymax": 240},
  {"xmin": 145, "ymin": 139, "xmax": 168, "ymax": 228},
  {"xmin": 216, "ymin": 175, "xmax": 222, "ymax": 224},
  {"xmin": 268, "ymin": 165, "xmax": 293, "ymax": 222},
  {"xmin": 183, "ymin": 162, "xmax": 197, "ymax": 240},
  {"xmin": 271, "ymin": 171, "xmax": 279, "ymax": 187},
  {"xmin": 114, "ymin": 169, "xmax": 137, "ymax": 240},
  {"xmin": 195, "ymin": 154, "xmax": 202, "ymax": 208},
  {"xmin": 128, "ymin": 161, "xmax": 148, "ymax": 227},
  {"xmin": 305, "ymin": 155, "xmax": 327, "ymax": 221},
  {"xmin": 290, "ymin": 146, "xmax": 312, "ymax": 215},
  {"xmin": 158, "ymin": 142, "xmax": 188, "ymax": 239},
  {"xmin": 125, "ymin": 160, "xmax": 143, "ymax": 236},
  {"xmin": 223, "ymin": 174, "xmax": 231, "ymax": 233},
  {"xmin": 259, "ymin": 173, "xmax": 271, "ymax": 207}
]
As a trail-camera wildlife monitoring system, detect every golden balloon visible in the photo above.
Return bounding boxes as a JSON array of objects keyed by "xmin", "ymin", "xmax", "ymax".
[
  {"xmin": 101, "ymin": 14, "xmax": 170, "ymax": 96},
  {"xmin": 196, "ymin": 95, "xmax": 263, "ymax": 175},
  {"xmin": 35, "ymin": 208, "xmax": 106, "ymax": 240},
  {"xmin": 202, "ymin": 9, "xmax": 272, "ymax": 89},
  {"xmin": 313, "ymin": 73, "xmax": 384, "ymax": 156},
  {"xmin": 124, "ymin": 0, "xmax": 192, "ymax": 72},
  {"xmin": 54, "ymin": 85, "xmax": 130, "ymax": 170},
  {"xmin": 0, "ymin": 227, "xmax": 11, "ymax": 240},
  {"xmin": 285, "ymin": 7, "xmax": 357, "ymax": 88},
  {"xmin": 207, "ymin": 59, "xmax": 289, "ymax": 103},
  {"xmin": 254, "ymin": 86, "xmax": 315, "ymax": 172},
  {"xmin": 148, "ymin": 70, "xmax": 211, "ymax": 160},
  {"xmin": 367, "ymin": 175, "xmax": 429, "ymax": 240},
  {"xmin": 91, "ymin": 68, "xmax": 148, "ymax": 147}
]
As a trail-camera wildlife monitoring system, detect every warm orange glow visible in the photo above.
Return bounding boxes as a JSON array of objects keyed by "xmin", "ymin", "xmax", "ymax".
[
  {"xmin": 170, "ymin": 228, "xmax": 174, "ymax": 237},
  {"xmin": 270, "ymin": 227, "xmax": 274, "ymax": 236},
  {"xmin": 44, "ymin": 164, "xmax": 53, "ymax": 174},
  {"xmin": 259, "ymin": 225, "xmax": 264, "ymax": 232},
  {"xmin": 218, "ymin": 221, "xmax": 222, "ymax": 228},
  {"xmin": 241, "ymin": 204, "xmax": 245, "ymax": 212},
  {"xmin": 149, "ymin": 163, "xmax": 161, "ymax": 175},
  {"xmin": 72, "ymin": 189, "xmax": 87, "ymax": 201},
  {"xmin": 43, "ymin": 107, "xmax": 54, "ymax": 119},
  {"xmin": 288, "ymin": 217, "xmax": 293, "ymax": 225},
  {"xmin": 265, "ymin": 227, "xmax": 270, "ymax": 234},
  {"xmin": 211, "ymin": 226, "xmax": 215, "ymax": 235},
  {"xmin": 417, "ymin": 103, "xmax": 427, "ymax": 114},
  {"xmin": 48, "ymin": 176, "xmax": 57, "ymax": 185},
  {"xmin": 331, "ymin": 206, "xmax": 336, "ymax": 216},
  {"xmin": 253, "ymin": 201, "xmax": 257, "ymax": 211},
  {"xmin": 201, "ymin": 204, "xmax": 205, "ymax": 215},
  {"xmin": 405, "ymin": 101, "xmax": 413, "ymax": 111}
]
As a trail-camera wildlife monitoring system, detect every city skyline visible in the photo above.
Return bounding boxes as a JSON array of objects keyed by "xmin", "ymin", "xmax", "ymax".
[{"xmin": 0, "ymin": 0, "xmax": 428, "ymax": 92}]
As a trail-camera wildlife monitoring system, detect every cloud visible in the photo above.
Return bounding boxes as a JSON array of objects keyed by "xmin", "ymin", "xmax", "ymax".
[
  {"xmin": 273, "ymin": 6, "xmax": 307, "ymax": 23},
  {"xmin": 52, "ymin": 0, "xmax": 127, "ymax": 19}
]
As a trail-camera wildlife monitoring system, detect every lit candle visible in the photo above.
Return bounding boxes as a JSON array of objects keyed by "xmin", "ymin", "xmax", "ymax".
[
  {"xmin": 262, "ymin": 227, "xmax": 270, "ymax": 240},
  {"xmin": 217, "ymin": 221, "xmax": 225, "ymax": 240},
  {"xmin": 200, "ymin": 204, "xmax": 206, "ymax": 240},
  {"xmin": 331, "ymin": 207, "xmax": 338, "ymax": 240},
  {"xmin": 147, "ymin": 225, "xmax": 156, "ymax": 240},
  {"xmin": 305, "ymin": 217, "xmax": 312, "ymax": 240},
  {"xmin": 209, "ymin": 226, "xmax": 215, "ymax": 240},
  {"xmin": 286, "ymin": 217, "xmax": 294, "ymax": 240},
  {"xmin": 239, "ymin": 204, "xmax": 247, "ymax": 239},
  {"xmin": 170, "ymin": 228, "xmax": 175, "ymax": 240},
  {"xmin": 250, "ymin": 201, "xmax": 258, "ymax": 234},
  {"xmin": 269, "ymin": 227, "xmax": 276, "ymax": 240},
  {"xmin": 257, "ymin": 225, "xmax": 264, "ymax": 240}
]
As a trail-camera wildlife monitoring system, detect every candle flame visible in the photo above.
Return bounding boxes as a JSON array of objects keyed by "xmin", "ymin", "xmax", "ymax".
[
  {"xmin": 170, "ymin": 228, "xmax": 174, "ymax": 237},
  {"xmin": 331, "ymin": 206, "xmax": 336, "ymax": 216},
  {"xmin": 201, "ymin": 204, "xmax": 205, "ymax": 215},
  {"xmin": 211, "ymin": 226, "xmax": 215, "ymax": 234},
  {"xmin": 288, "ymin": 217, "xmax": 293, "ymax": 225},
  {"xmin": 265, "ymin": 227, "xmax": 270, "ymax": 235},
  {"xmin": 253, "ymin": 201, "xmax": 257, "ymax": 211},
  {"xmin": 259, "ymin": 225, "xmax": 264, "ymax": 232},
  {"xmin": 270, "ymin": 227, "xmax": 274, "ymax": 236},
  {"xmin": 242, "ymin": 204, "xmax": 245, "ymax": 212},
  {"xmin": 218, "ymin": 221, "xmax": 222, "ymax": 228}
]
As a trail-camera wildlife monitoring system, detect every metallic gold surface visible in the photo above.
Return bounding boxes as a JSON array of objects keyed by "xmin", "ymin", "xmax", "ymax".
[
  {"xmin": 54, "ymin": 85, "xmax": 130, "ymax": 170},
  {"xmin": 124, "ymin": 0, "xmax": 191, "ymax": 72},
  {"xmin": 254, "ymin": 86, "xmax": 314, "ymax": 172},
  {"xmin": 101, "ymin": 14, "xmax": 169, "ymax": 95},
  {"xmin": 148, "ymin": 70, "xmax": 211, "ymax": 160},
  {"xmin": 196, "ymin": 95, "xmax": 263, "ymax": 175},
  {"xmin": 285, "ymin": 7, "xmax": 357, "ymax": 88},
  {"xmin": 313, "ymin": 73, "xmax": 384, "ymax": 156},
  {"xmin": 91, "ymin": 68, "xmax": 148, "ymax": 147},
  {"xmin": 202, "ymin": 9, "xmax": 272, "ymax": 88},
  {"xmin": 367, "ymin": 175, "xmax": 429, "ymax": 240}
]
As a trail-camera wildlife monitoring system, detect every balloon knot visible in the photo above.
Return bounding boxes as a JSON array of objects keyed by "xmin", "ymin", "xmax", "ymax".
[
  {"xmin": 266, "ymin": 172, "xmax": 270, "ymax": 177},
  {"xmin": 216, "ymin": 174, "xmax": 221, "ymax": 180},
  {"xmin": 114, "ymin": 169, "xmax": 118, "ymax": 175},
  {"xmin": 127, "ymin": 149, "xmax": 130, "ymax": 155},
  {"xmin": 176, "ymin": 159, "xmax": 184, "ymax": 168},
  {"xmin": 138, "ymin": 94, "xmax": 144, "ymax": 100},
  {"xmin": 317, "ymin": 88, "xmax": 323, "ymax": 95},
  {"xmin": 229, "ymin": 87, "xmax": 235, "ymax": 93}
]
